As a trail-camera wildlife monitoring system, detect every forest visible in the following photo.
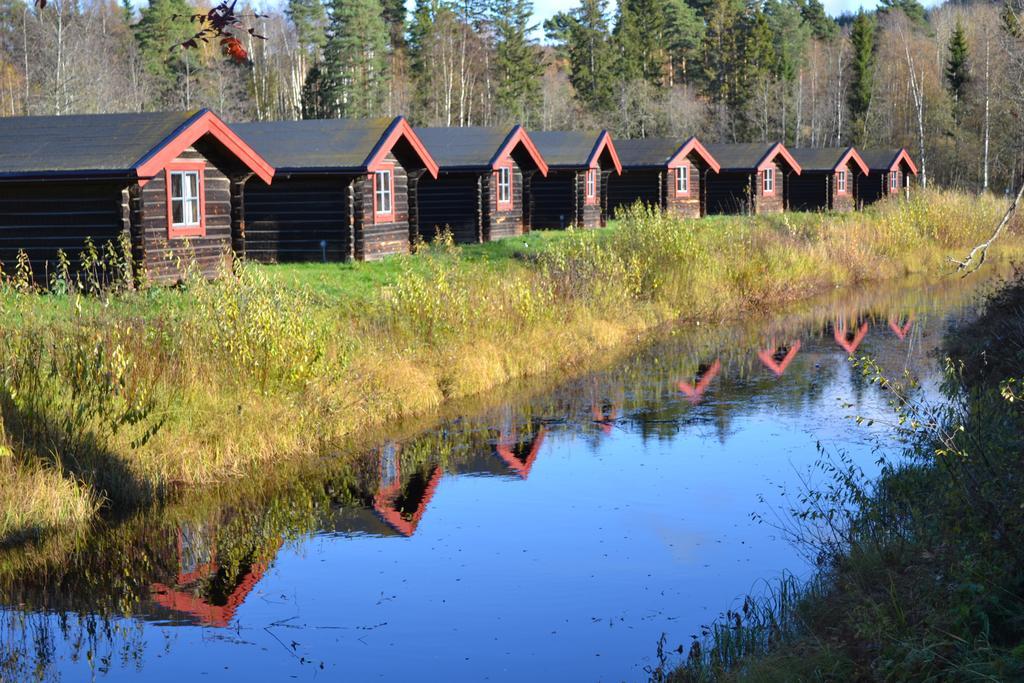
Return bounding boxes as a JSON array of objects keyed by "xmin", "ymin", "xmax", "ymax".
[{"xmin": 0, "ymin": 0, "xmax": 1021, "ymax": 194}]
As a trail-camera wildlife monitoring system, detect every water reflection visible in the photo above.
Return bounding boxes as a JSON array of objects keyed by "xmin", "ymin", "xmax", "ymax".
[{"xmin": 0, "ymin": 273, "xmax": 999, "ymax": 681}]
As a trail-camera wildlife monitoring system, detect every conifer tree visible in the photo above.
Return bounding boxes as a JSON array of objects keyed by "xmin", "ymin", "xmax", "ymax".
[
  {"xmin": 614, "ymin": 0, "xmax": 668, "ymax": 88},
  {"xmin": 287, "ymin": 0, "xmax": 328, "ymax": 57},
  {"xmin": 489, "ymin": 0, "xmax": 543, "ymax": 123},
  {"xmin": 664, "ymin": 0, "xmax": 704, "ymax": 87},
  {"xmin": 848, "ymin": 9, "xmax": 876, "ymax": 145},
  {"xmin": 381, "ymin": 0, "xmax": 407, "ymax": 49},
  {"xmin": 545, "ymin": 0, "xmax": 615, "ymax": 110},
  {"xmin": 315, "ymin": 0, "xmax": 391, "ymax": 118},
  {"xmin": 133, "ymin": 0, "xmax": 197, "ymax": 104},
  {"xmin": 945, "ymin": 19, "xmax": 970, "ymax": 124},
  {"xmin": 797, "ymin": 0, "xmax": 836, "ymax": 41}
]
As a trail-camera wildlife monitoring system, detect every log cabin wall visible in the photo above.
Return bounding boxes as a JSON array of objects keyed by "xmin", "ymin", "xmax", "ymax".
[
  {"xmin": 664, "ymin": 157, "xmax": 703, "ymax": 218},
  {"xmin": 0, "ymin": 178, "xmax": 128, "ymax": 280},
  {"xmin": 831, "ymin": 164, "xmax": 857, "ymax": 212},
  {"xmin": 242, "ymin": 174, "xmax": 353, "ymax": 263},
  {"xmin": 356, "ymin": 152, "xmax": 412, "ymax": 260},
  {"xmin": 416, "ymin": 171, "xmax": 482, "ymax": 244},
  {"xmin": 607, "ymin": 169, "xmax": 663, "ymax": 218},
  {"xmin": 530, "ymin": 170, "xmax": 578, "ymax": 229},
  {"xmin": 753, "ymin": 160, "xmax": 785, "ymax": 214},
  {"xmin": 705, "ymin": 172, "xmax": 753, "ymax": 215},
  {"xmin": 787, "ymin": 172, "xmax": 830, "ymax": 211},
  {"xmin": 576, "ymin": 170, "xmax": 602, "ymax": 228},
  {"xmin": 483, "ymin": 161, "xmax": 525, "ymax": 240},
  {"xmin": 136, "ymin": 148, "xmax": 232, "ymax": 283}
]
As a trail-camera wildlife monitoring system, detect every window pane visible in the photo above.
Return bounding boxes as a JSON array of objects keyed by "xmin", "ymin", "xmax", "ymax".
[
  {"xmin": 188, "ymin": 198, "xmax": 200, "ymax": 225},
  {"xmin": 171, "ymin": 172, "xmax": 183, "ymax": 200},
  {"xmin": 172, "ymin": 199, "xmax": 184, "ymax": 225},
  {"xmin": 187, "ymin": 172, "xmax": 199, "ymax": 199}
]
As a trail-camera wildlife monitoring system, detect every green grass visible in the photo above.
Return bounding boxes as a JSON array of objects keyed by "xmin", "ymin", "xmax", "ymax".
[{"xmin": 0, "ymin": 190, "xmax": 1020, "ymax": 549}]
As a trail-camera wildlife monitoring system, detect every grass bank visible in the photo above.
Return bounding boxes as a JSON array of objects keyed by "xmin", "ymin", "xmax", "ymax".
[
  {"xmin": 0, "ymin": 189, "xmax": 1019, "ymax": 547},
  {"xmin": 661, "ymin": 270, "xmax": 1024, "ymax": 682}
]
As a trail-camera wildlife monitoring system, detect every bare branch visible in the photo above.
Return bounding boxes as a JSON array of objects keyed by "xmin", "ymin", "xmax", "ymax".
[{"xmin": 950, "ymin": 179, "xmax": 1024, "ymax": 276}]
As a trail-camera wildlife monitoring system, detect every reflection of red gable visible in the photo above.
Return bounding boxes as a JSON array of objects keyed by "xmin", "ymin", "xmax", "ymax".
[
  {"xmin": 373, "ymin": 463, "xmax": 443, "ymax": 538},
  {"xmin": 758, "ymin": 341, "xmax": 801, "ymax": 377},
  {"xmin": 591, "ymin": 402, "xmax": 619, "ymax": 434},
  {"xmin": 149, "ymin": 530, "xmax": 279, "ymax": 628},
  {"xmin": 888, "ymin": 315, "xmax": 913, "ymax": 340},
  {"xmin": 677, "ymin": 359, "xmax": 721, "ymax": 404},
  {"xmin": 495, "ymin": 426, "xmax": 548, "ymax": 479},
  {"xmin": 834, "ymin": 320, "xmax": 869, "ymax": 355}
]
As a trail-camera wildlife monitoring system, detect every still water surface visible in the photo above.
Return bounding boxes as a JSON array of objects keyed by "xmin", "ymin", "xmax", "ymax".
[{"xmin": 0, "ymin": 274, "xmax": 999, "ymax": 681}]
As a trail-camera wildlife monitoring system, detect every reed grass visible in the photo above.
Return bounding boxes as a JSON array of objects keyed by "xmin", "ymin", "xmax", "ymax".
[{"xmin": 0, "ymin": 189, "xmax": 1019, "ymax": 546}]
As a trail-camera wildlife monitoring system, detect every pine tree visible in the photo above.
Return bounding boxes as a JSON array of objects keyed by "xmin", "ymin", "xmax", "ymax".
[
  {"xmin": 945, "ymin": 19, "xmax": 970, "ymax": 124},
  {"xmin": 545, "ymin": 0, "xmax": 615, "ymax": 110},
  {"xmin": 797, "ymin": 0, "xmax": 836, "ymax": 41},
  {"xmin": 847, "ymin": 9, "xmax": 875, "ymax": 146},
  {"xmin": 316, "ymin": 0, "xmax": 391, "ymax": 118},
  {"xmin": 489, "ymin": 0, "xmax": 543, "ymax": 123},
  {"xmin": 381, "ymin": 0, "xmax": 407, "ymax": 50},
  {"xmin": 614, "ymin": 0, "xmax": 668, "ymax": 88},
  {"xmin": 664, "ymin": 0, "xmax": 703, "ymax": 86},
  {"xmin": 133, "ymin": 0, "xmax": 198, "ymax": 105},
  {"xmin": 287, "ymin": 0, "xmax": 328, "ymax": 57},
  {"xmin": 879, "ymin": 0, "xmax": 927, "ymax": 27}
]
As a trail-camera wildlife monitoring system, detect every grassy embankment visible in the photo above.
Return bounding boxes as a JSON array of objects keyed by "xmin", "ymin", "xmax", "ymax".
[
  {"xmin": 661, "ymin": 271, "xmax": 1024, "ymax": 681},
  {"xmin": 0, "ymin": 190, "xmax": 1019, "ymax": 547}
]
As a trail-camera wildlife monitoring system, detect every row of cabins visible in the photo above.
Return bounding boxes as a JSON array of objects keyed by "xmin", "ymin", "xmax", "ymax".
[{"xmin": 0, "ymin": 109, "xmax": 918, "ymax": 281}]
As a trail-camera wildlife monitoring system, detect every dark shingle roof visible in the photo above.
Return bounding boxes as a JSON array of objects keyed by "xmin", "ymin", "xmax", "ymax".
[
  {"xmin": 413, "ymin": 126, "xmax": 516, "ymax": 169},
  {"xmin": 530, "ymin": 130, "xmax": 603, "ymax": 167},
  {"xmin": 614, "ymin": 138, "xmax": 688, "ymax": 168},
  {"xmin": 860, "ymin": 149, "xmax": 903, "ymax": 172},
  {"xmin": 233, "ymin": 117, "xmax": 395, "ymax": 171},
  {"xmin": 0, "ymin": 110, "xmax": 204, "ymax": 177},
  {"xmin": 703, "ymin": 143, "xmax": 780, "ymax": 171},
  {"xmin": 788, "ymin": 147, "xmax": 850, "ymax": 172}
]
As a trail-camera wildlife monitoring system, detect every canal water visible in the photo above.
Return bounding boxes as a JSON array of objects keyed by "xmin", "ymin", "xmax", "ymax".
[{"xmin": 0, "ymin": 273, "xmax": 1000, "ymax": 682}]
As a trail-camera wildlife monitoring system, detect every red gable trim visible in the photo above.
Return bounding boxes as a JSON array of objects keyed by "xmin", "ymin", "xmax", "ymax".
[
  {"xmin": 495, "ymin": 426, "xmax": 548, "ymax": 479},
  {"xmin": 838, "ymin": 147, "xmax": 869, "ymax": 175},
  {"xmin": 366, "ymin": 116, "xmax": 440, "ymax": 179},
  {"xmin": 492, "ymin": 125, "xmax": 549, "ymax": 177},
  {"xmin": 668, "ymin": 137, "xmax": 721, "ymax": 174},
  {"xmin": 757, "ymin": 142, "xmax": 801, "ymax": 175},
  {"xmin": 133, "ymin": 109, "xmax": 275, "ymax": 187},
  {"xmin": 587, "ymin": 131, "xmax": 623, "ymax": 175},
  {"xmin": 889, "ymin": 148, "xmax": 918, "ymax": 176}
]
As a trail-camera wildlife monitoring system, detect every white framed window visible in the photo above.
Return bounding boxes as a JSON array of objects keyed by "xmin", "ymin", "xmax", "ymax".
[
  {"xmin": 586, "ymin": 169, "xmax": 596, "ymax": 198},
  {"xmin": 497, "ymin": 166, "xmax": 512, "ymax": 206},
  {"xmin": 676, "ymin": 165, "xmax": 689, "ymax": 194},
  {"xmin": 374, "ymin": 168, "xmax": 393, "ymax": 217},
  {"xmin": 170, "ymin": 170, "xmax": 201, "ymax": 226},
  {"xmin": 889, "ymin": 170, "xmax": 899, "ymax": 192},
  {"xmin": 762, "ymin": 167, "xmax": 775, "ymax": 194},
  {"xmin": 837, "ymin": 170, "xmax": 847, "ymax": 194}
]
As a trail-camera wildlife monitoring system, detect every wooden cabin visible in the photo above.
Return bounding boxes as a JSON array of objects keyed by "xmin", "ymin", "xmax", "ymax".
[
  {"xmin": 787, "ymin": 147, "xmax": 869, "ymax": 212},
  {"xmin": 413, "ymin": 126, "xmax": 549, "ymax": 243},
  {"xmin": 703, "ymin": 143, "xmax": 802, "ymax": 215},
  {"xmin": 859, "ymin": 148, "xmax": 918, "ymax": 203},
  {"xmin": 606, "ymin": 137, "xmax": 720, "ymax": 218},
  {"xmin": 233, "ymin": 116, "xmax": 438, "ymax": 262},
  {"xmin": 528, "ymin": 130, "xmax": 622, "ymax": 229},
  {"xmin": 0, "ymin": 109, "xmax": 274, "ymax": 283}
]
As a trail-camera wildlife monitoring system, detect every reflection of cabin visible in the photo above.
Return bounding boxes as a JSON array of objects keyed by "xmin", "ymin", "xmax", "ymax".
[
  {"xmin": 0, "ymin": 109, "xmax": 274, "ymax": 283},
  {"xmin": 150, "ymin": 525, "xmax": 279, "ymax": 627},
  {"xmin": 787, "ymin": 147, "xmax": 869, "ymax": 212},
  {"xmin": 758, "ymin": 341, "xmax": 802, "ymax": 377},
  {"xmin": 833, "ymin": 320, "xmax": 869, "ymax": 355},
  {"xmin": 607, "ymin": 137, "xmax": 720, "ymax": 218},
  {"xmin": 528, "ymin": 130, "xmax": 622, "ymax": 229},
  {"xmin": 678, "ymin": 359, "xmax": 721, "ymax": 404},
  {"xmin": 859, "ymin": 148, "xmax": 917, "ymax": 203},
  {"xmin": 413, "ymin": 126, "xmax": 549, "ymax": 244},
  {"xmin": 494, "ymin": 424, "xmax": 548, "ymax": 479},
  {"xmin": 233, "ymin": 116, "xmax": 438, "ymax": 262},
  {"xmin": 703, "ymin": 143, "xmax": 801, "ymax": 215},
  {"xmin": 372, "ymin": 443, "xmax": 442, "ymax": 537}
]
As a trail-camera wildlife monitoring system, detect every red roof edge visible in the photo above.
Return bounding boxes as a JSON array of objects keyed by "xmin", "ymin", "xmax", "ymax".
[
  {"xmin": 892, "ymin": 148, "xmax": 918, "ymax": 176},
  {"xmin": 133, "ymin": 109, "xmax": 275, "ymax": 187},
  {"xmin": 493, "ymin": 125, "xmax": 549, "ymax": 177},
  {"xmin": 670, "ymin": 137, "xmax": 721, "ymax": 174},
  {"xmin": 759, "ymin": 142, "xmax": 801, "ymax": 175},
  {"xmin": 588, "ymin": 131, "xmax": 623, "ymax": 175},
  {"xmin": 366, "ymin": 116, "xmax": 440, "ymax": 179},
  {"xmin": 839, "ymin": 146, "xmax": 870, "ymax": 175}
]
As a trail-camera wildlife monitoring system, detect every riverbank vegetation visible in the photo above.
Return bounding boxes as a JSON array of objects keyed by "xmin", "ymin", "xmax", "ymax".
[
  {"xmin": 661, "ymin": 269, "xmax": 1024, "ymax": 681},
  {"xmin": 0, "ymin": 190, "xmax": 1020, "ymax": 548}
]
